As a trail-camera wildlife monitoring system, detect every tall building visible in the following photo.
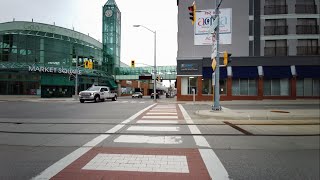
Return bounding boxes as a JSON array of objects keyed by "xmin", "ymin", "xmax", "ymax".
[
  {"xmin": 176, "ymin": 0, "xmax": 320, "ymax": 101},
  {"xmin": 103, "ymin": 0, "xmax": 121, "ymax": 75}
]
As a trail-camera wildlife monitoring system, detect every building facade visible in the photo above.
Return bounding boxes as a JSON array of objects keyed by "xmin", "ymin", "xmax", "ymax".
[
  {"xmin": 0, "ymin": 21, "xmax": 117, "ymax": 97},
  {"xmin": 176, "ymin": 0, "xmax": 320, "ymax": 101}
]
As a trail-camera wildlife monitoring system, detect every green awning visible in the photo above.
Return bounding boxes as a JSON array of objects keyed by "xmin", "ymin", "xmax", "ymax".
[{"xmin": 106, "ymin": 79, "xmax": 118, "ymax": 89}]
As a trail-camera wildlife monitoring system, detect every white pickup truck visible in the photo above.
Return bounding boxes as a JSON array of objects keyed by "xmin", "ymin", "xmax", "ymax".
[{"xmin": 79, "ymin": 86, "xmax": 117, "ymax": 103}]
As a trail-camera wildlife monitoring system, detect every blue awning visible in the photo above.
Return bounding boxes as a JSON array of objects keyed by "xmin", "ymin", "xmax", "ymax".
[
  {"xmin": 232, "ymin": 66, "xmax": 258, "ymax": 78},
  {"xmin": 263, "ymin": 66, "xmax": 292, "ymax": 78},
  {"xmin": 203, "ymin": 67, "xmax": 227, "ymax": 79},
  {"xmin": 296, "ymin": 66, "xmax": 320, "ymax": 78}
]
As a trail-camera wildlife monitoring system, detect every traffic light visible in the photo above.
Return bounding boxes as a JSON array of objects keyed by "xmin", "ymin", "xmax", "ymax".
[
  {"xmin": 88, "ymin": 61, "xmax": 93, "ymax": 69},
  {"xmin": 156, "ymin": 76, "xmax": 160, "ymax": 81},
  {"xmin": 223, "ymin": 51, "xmax": 232, "ymax": 66},
  {"xmin": 131, "ymin": 60, "xmax": 135, "ymax": 68},
  {"xmin": 188, "ymin": 2, "xmax": 196, "ymax": 25},
  {"xmin": 84, "ymin": 60, "xmax": 89, "ymax": 68}
]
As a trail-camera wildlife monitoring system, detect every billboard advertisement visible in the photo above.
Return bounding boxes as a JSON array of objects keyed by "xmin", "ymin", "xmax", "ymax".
[{"xmin": 194, "ymin": 8, "xmax": 232, "ymax": 45}]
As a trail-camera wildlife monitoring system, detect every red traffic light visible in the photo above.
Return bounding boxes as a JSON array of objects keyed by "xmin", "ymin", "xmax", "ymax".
[{"xmin": 188, "ymin": 6, "xmax": 194, "ymax": 11}]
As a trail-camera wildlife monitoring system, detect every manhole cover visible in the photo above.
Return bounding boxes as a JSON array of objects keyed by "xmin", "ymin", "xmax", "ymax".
[{"xmin": 270, "ymin": 110, "xmax": 290, "ymax": 113}]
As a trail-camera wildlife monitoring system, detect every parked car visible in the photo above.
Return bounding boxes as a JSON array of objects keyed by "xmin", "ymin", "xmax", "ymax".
[
  {"xmin": 150, "ymin": 93, "xmax": 159, "ymax": 99},
  {"xmin": 132, "ymin": 92, "xmax": 143, "ymax": 98},
  {"xmin": 79, "ymin": 86, "xmax": 117, "ymax": 103}
]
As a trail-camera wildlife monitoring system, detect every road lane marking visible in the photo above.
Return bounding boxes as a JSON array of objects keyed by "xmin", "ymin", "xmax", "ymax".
[
  {"xmin": 199, "ymin": 149, "xmax": 230, "ymax": 180},
  {"xmin": 114, "ymin": 135, "xmax": 183, "ymax": 144},
  {"xmin": 82, "ymin": 153, "xmax": 189, "ymax": 173},
  {"xmin": 142, "ymin": 116, "xmax": 178, "ymax": 119},
  {"xmin": 127, "ymin": 126, "xmax": 180, "ymax": 131},
  {"xmin": 178, "ymin": 104, "xmax": 230, "ymax": 180},
  {"xmin": 147, "ymin": 112, "xmax": 177, "ymax": 115},
  {"xmin": 32, "ymin": 104, "xmax": 156, "ymax": 180},
  {"xmin": 137, "ymin": 120, "xmax": 179, "ymax": 124}
]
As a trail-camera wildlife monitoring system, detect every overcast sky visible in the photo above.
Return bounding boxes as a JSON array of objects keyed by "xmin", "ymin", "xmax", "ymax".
[{"xmin": 0, "ymin": 0, "xmax": 178, "ymax": 67}]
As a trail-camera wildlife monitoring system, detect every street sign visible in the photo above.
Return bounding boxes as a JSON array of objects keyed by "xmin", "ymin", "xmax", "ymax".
[
  {"xmin": 209, "ymin": 16, "xmax": 218, "ymax": 34},
  {"xmin": 212, "ymin": 72, "xmax": 215, "ymax": 86},
  {"xmin": 211, "ymin": 58, "xmax": 217, "ymax": 70}
]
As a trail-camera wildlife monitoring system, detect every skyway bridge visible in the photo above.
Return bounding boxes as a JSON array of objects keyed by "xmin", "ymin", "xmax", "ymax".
[{"xmin": 115, "ymin": 66, "xmax": 177, "ymax": 80}]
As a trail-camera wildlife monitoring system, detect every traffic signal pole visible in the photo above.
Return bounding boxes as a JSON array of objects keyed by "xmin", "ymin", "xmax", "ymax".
[
  {"xmin": 213, "ymin": 0, "xmax": 222, "ymax": 111},
  {"xmin": 75, "ymin": 54, "xmax": 78, "ymax": 99}
]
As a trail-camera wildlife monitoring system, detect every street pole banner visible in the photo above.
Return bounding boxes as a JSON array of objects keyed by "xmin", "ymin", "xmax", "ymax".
[
  {"xmin": 211, "ymin": 32, "xmax": 217, "ymax": 58},
  {"xmin": 194, "ymin": 8, "xmax": 232, "ymax": 45}
]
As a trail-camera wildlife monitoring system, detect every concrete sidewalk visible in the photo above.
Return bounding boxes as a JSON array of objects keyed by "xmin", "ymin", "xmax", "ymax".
[{"xmin": 195, "ymin": 107, "xmax": 320, "ymax": 120}]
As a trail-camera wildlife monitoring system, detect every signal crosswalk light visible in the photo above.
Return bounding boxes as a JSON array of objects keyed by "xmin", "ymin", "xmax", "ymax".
[
  {"xmin": 188, "ymin": 2, "xmax": 196, "ymax": 25},
  {"xmin": 131, "ymin": 60, "xmax": 135, "ymax": 68}
]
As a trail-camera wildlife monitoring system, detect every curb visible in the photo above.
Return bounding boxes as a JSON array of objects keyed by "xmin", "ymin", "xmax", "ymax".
[{"xmin": 194, "ymin": 110, "xmax": 320, "ymax": 120}]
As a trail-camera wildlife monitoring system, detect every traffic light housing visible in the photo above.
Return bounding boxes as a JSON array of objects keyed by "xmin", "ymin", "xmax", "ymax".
[
  {"xmin": 131, "ymin": 60, "xmax": 135, "ymax": 68},
  {"xmin": 223, "ymin": 51, "xmax": 232, "ymax": 66},
  {"xmin": 188, "ymin": 2, "xmax": 196, "ymax": 25},
  {"xmin": 88, "ymin": 61, "xmax": 93, "ymax": 69},
  {"xmin": 84, "ymin": 60, "xmax": 89, "ymax": 68}
]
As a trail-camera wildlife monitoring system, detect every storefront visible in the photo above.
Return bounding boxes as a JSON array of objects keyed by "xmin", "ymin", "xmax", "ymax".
[{"xmin": 177, "ymin": 57, "xmax": 320, "ymax": 101}]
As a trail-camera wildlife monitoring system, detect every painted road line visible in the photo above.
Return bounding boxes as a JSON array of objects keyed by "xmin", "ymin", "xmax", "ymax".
[
  {"xmin": 142, "ymin": 116, "xmax": 178, "ymax": 119},
  {"xmin": 147, "ymin": 112, "xmax": 177, "ymax": 115},
  {"xmin": 114, "ymin": 135, "xmax": 183, "ymax": 144},
  {"xmin": 178, "ymin": 104, "xmax": 230, "ymax": 180},
  {"xmin": 127, "ymin": 126, "xmax": 180, "ymax": 131},
  {"xmin": 32, "ymin": 104, "xmax": 156, "ymax": 180},
  {"xmin": 136, "ymin": 120, "xmax": 179, "ymax": 124},
  {"xmin": 82, "ymin": 153, "xmax": 189, "ymax": 173},
  {"xmin": 199, "ymin": 149, "xmax": 230, "ymax": 180}
]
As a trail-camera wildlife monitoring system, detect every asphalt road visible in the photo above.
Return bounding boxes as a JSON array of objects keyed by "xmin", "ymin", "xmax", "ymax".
[{"xmin": 0, "ymin": 99, "xmax": 319, "ymax": 180}]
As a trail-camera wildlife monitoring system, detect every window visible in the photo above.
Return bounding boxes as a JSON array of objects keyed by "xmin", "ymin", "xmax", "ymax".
[
  {"xmin": 296, "ymin": 19, "xmax": 318, "ymax": 34},
  {"xmin": 297, "ymin": 78, "xmax": 319, "ymax": 96},
  {"xmin": 181, "ymin": 77, "xmax": 198, "ymax": 95},
  {"xmin": 232, "ymin": 79, "xmax": 257, "ymax": 96},
  {"xmin": 295, "ymin": 0, "xmax": 317, "ymax": 14},
  {"xmin": 297, "ymin": 39, "xmax": 319, "ymax": 55},
  {"xmin": 264, "ymin": 79, "xmax": 290, "ymax": 96},
  {"xmin": 202, "ymin": 78, "xmax": 227, "ymax": 95},
  {"xmin": 264, "ymin": 0, "xmax": 287, "ymax": 15},
  {"xmin": 265, "ymin": 40, "xmax": 287, "ymax": 56},
  {"xmin": 264, "ymin": 19, "xmax": 287, "ymax": 35}
]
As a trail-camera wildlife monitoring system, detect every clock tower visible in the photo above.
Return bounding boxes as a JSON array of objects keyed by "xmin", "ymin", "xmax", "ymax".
[{"xmin": 102, "ymin": 0, "xmax": 121, "ymax": 75}]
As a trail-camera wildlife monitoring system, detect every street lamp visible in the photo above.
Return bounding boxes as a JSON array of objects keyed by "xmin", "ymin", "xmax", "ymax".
[{"xmin": 133, "ymin": 25, "xmax": 157, "ymax": 101}]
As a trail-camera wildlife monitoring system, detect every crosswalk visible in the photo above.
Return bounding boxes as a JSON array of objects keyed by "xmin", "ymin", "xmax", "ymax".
[
  {"xmin": 113, "ymin": 100, "xmax": 146, "ymax": 104},
  {"xmin": 35, "ymin": 103, "xmax": 229, "ymax": 180}
]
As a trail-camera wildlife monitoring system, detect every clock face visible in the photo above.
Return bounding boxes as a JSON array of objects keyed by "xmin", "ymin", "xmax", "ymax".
[{"xmin": 105, "ymin": 10, "xmax": 113, "ymax": 17}]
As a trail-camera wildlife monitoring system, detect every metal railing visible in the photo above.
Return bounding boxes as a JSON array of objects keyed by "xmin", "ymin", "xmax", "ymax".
[
  {"xmin": 296, "ymin": 25, "xmax": 319, "ymax": 34},
  {"xmin": 264, "ymin": 47, "xmax": 288, "ymax": 56},
  {"xmin": 264, "ymin": 26, "xmax": 288, "ymax": 35},
  {"xmin": 297, "ymin": 46, "xmax": 319, "ymax": 55},
  {"xmin": 295, "ymin": 4, "xmax": 317, "ymax": 14},
  {"xmin": 264, "ymin": 5, "xmax": 288, "ymax": 15}
]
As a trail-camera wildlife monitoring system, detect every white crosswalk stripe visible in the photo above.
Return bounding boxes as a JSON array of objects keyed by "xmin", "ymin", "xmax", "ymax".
[{"xmin": 113, "ymin": 101, "xmax": 145, "ymax": 104}]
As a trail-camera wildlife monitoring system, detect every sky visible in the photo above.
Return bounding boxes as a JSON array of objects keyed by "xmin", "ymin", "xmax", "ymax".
[{"xmin": 0, "ymin": 0, "xmax": 178, "ymax": 67}]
